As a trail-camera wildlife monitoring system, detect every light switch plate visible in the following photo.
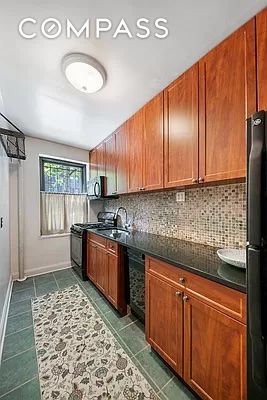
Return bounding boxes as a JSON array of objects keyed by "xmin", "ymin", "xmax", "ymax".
[{"xmin": 176, "ymin": 192, "xmax": 185, "ymax": 202}]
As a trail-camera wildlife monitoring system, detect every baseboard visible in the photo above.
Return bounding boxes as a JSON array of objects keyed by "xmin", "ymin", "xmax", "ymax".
[
  {"xmin": 12, "ymin": 262, "xmax": 72, "ymax": 279},
  {"xmin": 0, "ymin": 275, "xmax": 13, "ymax": 364}
]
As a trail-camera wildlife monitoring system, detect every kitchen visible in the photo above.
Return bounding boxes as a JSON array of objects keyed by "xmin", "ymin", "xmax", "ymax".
[{"xmin": 0, "ymin": 1, "xmax": 267, "ymax": 400}]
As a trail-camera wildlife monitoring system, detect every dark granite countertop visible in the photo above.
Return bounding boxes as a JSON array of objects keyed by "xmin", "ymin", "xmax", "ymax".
[{"xmin": 88, "ymin": 228, "xmax": 247, "ymax": 293}]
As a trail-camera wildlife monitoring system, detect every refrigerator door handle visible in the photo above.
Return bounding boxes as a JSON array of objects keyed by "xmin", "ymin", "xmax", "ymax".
[
  {"xmin": 247, "ymin": 247, "xmax": 266, "ymax": 387},
  {"xmin": 247, "ymin": 111, "xmax": 265, "ymax": 246}
]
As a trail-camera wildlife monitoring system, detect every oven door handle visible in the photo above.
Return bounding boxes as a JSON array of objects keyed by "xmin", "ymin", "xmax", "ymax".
[{"xmin": 71, "ymin": 230, "xmax": 83, "ymax": 238}]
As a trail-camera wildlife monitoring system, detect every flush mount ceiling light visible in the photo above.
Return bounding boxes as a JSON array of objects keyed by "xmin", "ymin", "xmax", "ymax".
[{"xmin": 62, "ymin": 53, "xmax": 106, "ymax": 94}]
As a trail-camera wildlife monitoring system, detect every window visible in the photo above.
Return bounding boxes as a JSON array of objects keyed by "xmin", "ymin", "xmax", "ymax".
[
  {"xmin": 40, "ymin": 157, "xmax": 86, "ymax": 194},
  {"xmin": 40, "ymin": 157, "xmax": 88, "ymax": 236}
]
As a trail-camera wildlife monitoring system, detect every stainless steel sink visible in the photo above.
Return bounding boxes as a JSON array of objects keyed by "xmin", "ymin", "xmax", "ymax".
[
  {"xmin": 109, "ymin": 229, "xmax": 130, "ymax": 238},
  {"xmin": 97, "ymin": 227, "xmax": 130, "ymax": 238}
]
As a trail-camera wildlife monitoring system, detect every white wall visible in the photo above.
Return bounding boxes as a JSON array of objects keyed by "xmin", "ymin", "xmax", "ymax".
[
  {"xmin": 10, "ymin": 136, "xmax": 102, "ymax": 277},
  {"xmin": 0, "ymin": 95, "xmax": 12, "ymax": 358}
]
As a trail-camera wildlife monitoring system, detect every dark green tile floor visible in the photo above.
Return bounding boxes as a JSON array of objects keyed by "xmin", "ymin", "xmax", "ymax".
[{"xmin": 0, "ymin": 268, "xmax": 197, "ymax": 400}]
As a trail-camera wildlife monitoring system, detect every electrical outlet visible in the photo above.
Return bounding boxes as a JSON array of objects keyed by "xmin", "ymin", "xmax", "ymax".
[{"xmin": 176, "ymin": 192, "xmax": 185, "ymax": 202}]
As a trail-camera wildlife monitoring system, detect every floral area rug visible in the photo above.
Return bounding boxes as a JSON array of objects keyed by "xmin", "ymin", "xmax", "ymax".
[{"xmin": 32, "ymin": 285, "xmax": 157, "ymax": 400}]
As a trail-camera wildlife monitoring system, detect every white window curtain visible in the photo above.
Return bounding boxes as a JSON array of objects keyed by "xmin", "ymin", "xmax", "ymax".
[{"xmin": 41, "ymin": 192, "xmax": 88, "ymax": 235}]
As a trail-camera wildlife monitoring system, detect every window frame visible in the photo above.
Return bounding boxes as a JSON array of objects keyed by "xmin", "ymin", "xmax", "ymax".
[{"xmin": 39, "ymin": 156, "xmax": 87, "ymax": 194}]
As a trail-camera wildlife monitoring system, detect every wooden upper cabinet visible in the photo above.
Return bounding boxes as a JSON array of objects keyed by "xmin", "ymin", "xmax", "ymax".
[
  {"xmin": 143, "ymin": 93, "xmax": 164, "ymax": 190},
  {"xmin": 164, "ymin": 64, "xmax": 199, "ymax": 188},
  {"xmin": 184, "ymin": 296, "xmax": 246, "ymax": 400},
  {"xmin": 96, "ymin": 142, "xmax": 106, "ymax": 177},
  {"xmin": 89, "ymin": 14, "xmax": 259, "ymax": 191},
  {"xmin": 199, "ymin": 19, "xmax": 257, "ymax": 183},
  {"xmin": 257, "ymin": 8, "xmax": 267, "ymax": 110},
  {"xmin": 90, "ymin": 149, "xmax": 98, "ymax": 179},
  {"xmin": 116, "ymin": 123, "xmax": 128, "ymax": 194},
  {"xmin": 105, "ymin": 134, "xmax": 117, "ymax": 195},
  {"xmin": 127, "ymin": 109, "xmax": 143, "ymax": 192}
]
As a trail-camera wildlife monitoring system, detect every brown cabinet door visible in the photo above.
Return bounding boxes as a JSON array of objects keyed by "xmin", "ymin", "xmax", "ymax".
[
  {"xmin": 90, "ymin": 149, "xmax": 98, "ymax": 179},
  {"xmin": 199, "ymin": 19, "xmax": 256, "ymax": 183},
  {"xmin": 96, "ymin": 142, "xmax": 106, "ymax": 177},
  {"xmin": 164, "ymin": 64, "xmax": 199, "ymax": 187},
  {"xmin": 95, "ymin": 246, "xmax": 108, "ymax": 295},
  {"xmin": 145, "ymin": 273, "xmax": 183, "ymax": 375},
  {"xmin": 107, "ymin": 252, "xmax": 118, "ymax": 307},
  {"xmin": 184, "ymin": 296, "xmax": 246, "ymax": 400},
  {"xmin": 105, "ymin": 134, "xmax": 117, "ymax": 195},
  {"xmin": 128, "ymin": 109, "xmax": 143, "ymax": 192},
  {"xmin": 257, "ymin": 8, "xmax": 267, "ymax": 110},
  {"xmin": 116, "ymin": 123, "xmax": 128, "ymax": 194},
  {"xmin": 87, "ymin": 242, "xmax": 96, "ymax": 282},
  {"xmin": 143, "ymin": 92, "xmax": 164, "ymax": 190}
]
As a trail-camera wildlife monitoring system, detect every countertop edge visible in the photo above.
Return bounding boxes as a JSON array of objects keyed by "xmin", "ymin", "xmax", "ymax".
[{"xmin": 87, "ymin": 229, "xmax": 247, "ymax": 294}]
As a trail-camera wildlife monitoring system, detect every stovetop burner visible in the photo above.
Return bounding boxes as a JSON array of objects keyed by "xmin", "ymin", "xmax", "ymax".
[
  {"xmin": 71, "ymin": 222, "xmax": 114, "ymax": 234},
  {"xmin": 71, "ymin": 211, "xmax": 116, "ymax": 234}
]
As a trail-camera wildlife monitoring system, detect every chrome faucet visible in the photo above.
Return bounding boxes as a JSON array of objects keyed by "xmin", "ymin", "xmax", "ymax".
[{"xmin": 115, "ymin": 207, "xmax": 129, "ymax": 229}]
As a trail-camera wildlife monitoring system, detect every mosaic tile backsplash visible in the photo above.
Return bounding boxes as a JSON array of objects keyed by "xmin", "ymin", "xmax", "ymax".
[{"xmin": 104, "ymin": 183, "xmax": 246, "ymax": 249}]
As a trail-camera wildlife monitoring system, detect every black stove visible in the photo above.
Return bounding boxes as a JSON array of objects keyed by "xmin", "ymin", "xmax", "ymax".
[{"xmin": 70, "ymin": 212, "xmax": 116, "ymax": 280}]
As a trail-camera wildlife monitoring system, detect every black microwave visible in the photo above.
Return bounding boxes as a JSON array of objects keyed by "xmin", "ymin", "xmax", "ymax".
[{"xmin": 87, "ymin": 176, "xmax": 107, "ymax": 199}]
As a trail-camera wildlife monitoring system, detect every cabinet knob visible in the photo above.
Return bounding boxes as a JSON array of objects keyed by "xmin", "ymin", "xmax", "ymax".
[
  {"xmin": 112, "ymin": 191, "xmax": 117, "ymax": 195},
  {"xmin": 183, "ymin": 295, "xmax": 189, "ymax": 302},
  {"xmin": 139, "ymin": 187, "xmax": 146, "ymax": 191},
  {"xmin": 175, "ymin": 291, "xmax": 182, "ymax": 297},
  {"xmin": 179, "ymin": 277, "xmax": 186, "ymax": 284},
  {"xmin": 198, "ymin": 177, "xmax": 204, "ymax": 183},
  {"xmin": 192, "ymin": 178, "xmax": 198, "ymax": 184}
]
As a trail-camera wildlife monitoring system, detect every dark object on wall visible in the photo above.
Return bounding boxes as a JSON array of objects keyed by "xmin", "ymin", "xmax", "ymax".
[{"xmin": 0, "ymin": 113, "xmax": 26, "ymax": 160}]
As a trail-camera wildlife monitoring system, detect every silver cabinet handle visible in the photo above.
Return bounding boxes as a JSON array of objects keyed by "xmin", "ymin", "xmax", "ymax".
[
  {"xmin": 179, "ymin": 277, "xmax": 186, "ymax": 284},
  {"xmin": 139, "ymin": 187, "xmax": 146, "ymax": 191},
  {"xmin": 183, "ymin": 295, "xmax": 189, "ymax": 302},
  {"xmin": 175, "ymin": 291, "xmax": 182, "ymax": 297},
  {"xmin": 192, "ymin": 178, "xmax": 198, "ymax": 183},
  {"xmin": 198, "ymin": 177, "xmax": 204, "ymax": 183}
]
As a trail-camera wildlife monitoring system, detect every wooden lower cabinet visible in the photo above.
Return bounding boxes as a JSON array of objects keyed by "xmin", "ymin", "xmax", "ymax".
[
  {"xmin": 146, "ymin": 273, "xmax": 183, "ymax": 375},
  {"xmin": 87, "ymin": 233, "xmax": 126, "ymax": 314},
  {"xmin": 95, "ymin": 246, "xmax": 108, "ymax": 295},
  {"xmin": 184, "ymin": 296, "xmax": 247, "ymax": 400},
  {"xmin": 145, "ymin": 256, "xmax": 247, "ymax": 400},
  {"xmin": 87, "ymin": 242, "xmax": 97, "ymax": 282},
  {"xmin": 107, "ymin": 252, "xmax": 119, "ymax": 307}
]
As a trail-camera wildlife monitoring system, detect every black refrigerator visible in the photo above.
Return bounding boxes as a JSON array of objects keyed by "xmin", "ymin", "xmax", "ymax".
[{"xmin": 247, "ymin": 110, "xmax": 267, "ymax": 399}]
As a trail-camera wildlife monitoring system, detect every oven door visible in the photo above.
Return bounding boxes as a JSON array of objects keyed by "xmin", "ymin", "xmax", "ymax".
[{"xmin": 71, "ymin": 232, "xmax": 83, "ymax": 268}]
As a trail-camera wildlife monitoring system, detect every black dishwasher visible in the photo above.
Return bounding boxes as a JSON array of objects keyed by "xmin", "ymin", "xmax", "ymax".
[{"xmin": 127, "ymin": 249, "xmax": 145, "ymax": 323}]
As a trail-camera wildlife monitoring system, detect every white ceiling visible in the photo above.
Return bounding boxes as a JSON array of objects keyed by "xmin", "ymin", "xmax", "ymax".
[{"xmin": 0, "ymin": 0, "xmax": 266, "ymax": 150}]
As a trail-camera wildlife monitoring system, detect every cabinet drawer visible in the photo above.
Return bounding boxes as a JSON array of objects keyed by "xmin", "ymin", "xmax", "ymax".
[
  {"xmin": 88, "ymin": 232, "xmax": 106, "ymax": 248},
  {"xmin": 145, "ymin": 256, "xmax": 185, "ymax": 289},
  {"xmin": 184, "ymin": 271, "xmax": 246, "ymax": 324},
  {"xmin": 146, "ymin": 256, "xmax": 246, "ymax": 324},
  {"xmin": 106, "ymin": 239, "xmax": 118, "ymax": 255}
]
